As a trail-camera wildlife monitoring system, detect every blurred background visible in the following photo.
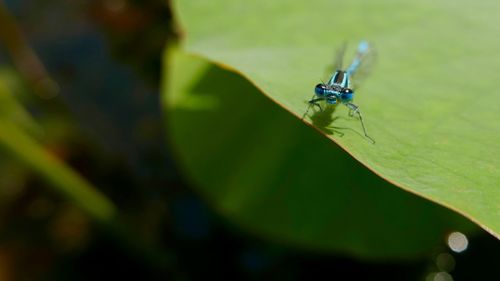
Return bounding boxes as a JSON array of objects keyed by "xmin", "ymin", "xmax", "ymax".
[{"xmin": 0, "ymin": 0, "xmax": 498, "ymax": 280}]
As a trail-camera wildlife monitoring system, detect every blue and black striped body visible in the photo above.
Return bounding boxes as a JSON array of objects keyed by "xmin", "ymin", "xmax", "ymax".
[
  {"xmin": 307, "ymin": 41, "xmax": 375, "ymax": 143},
  {"xmin": 314, "ymin": 71, "xmax": 354, "ymax": 105},
  {"xmin": 312, "ymin": 41, "xmax": 370, "ymax": 105}
]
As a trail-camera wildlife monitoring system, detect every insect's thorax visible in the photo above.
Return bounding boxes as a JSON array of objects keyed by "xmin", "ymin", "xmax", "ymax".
[{"xmin": 328, "ymin": 70, "xmax": 351, "ymax": 88}]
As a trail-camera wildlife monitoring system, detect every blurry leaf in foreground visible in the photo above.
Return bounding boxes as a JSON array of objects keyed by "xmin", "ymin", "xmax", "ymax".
[
  {"xmin": 0, "ymin": 68, "xmax": 42, "ymax": 136},
  {"xmin": 0, "ymin": 72, "xmax": 173, "ymax": 269},
  {"xmin": 161, "ymin": 48, "xmax": 475, "ymax": 259},
  {"xmin": 0, "ymin": 73, "xmax": 116, "ymax": 222}
]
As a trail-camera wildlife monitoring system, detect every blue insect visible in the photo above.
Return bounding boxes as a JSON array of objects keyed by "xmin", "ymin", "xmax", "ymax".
[{"xmin": 306, "ymin": 41, "xmax": 375, "ymax": 144}]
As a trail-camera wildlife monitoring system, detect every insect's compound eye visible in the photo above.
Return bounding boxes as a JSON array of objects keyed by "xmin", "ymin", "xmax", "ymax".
[
  {"xmin": 341, "ymin": 88, "xmax": 354, "ymax": 101},
  {"xmin": 315, "ymin": 84, "xmax": 326, "ymax": 95}
]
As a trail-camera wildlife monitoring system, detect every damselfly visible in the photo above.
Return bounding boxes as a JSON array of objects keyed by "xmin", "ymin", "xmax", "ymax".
[{"xmin": 305, "ymin": 41, "xmax": 375, "ymax": 144}]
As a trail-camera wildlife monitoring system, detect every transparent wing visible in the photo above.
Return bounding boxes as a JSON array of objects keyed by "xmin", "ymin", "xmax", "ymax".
[
  {"xmin": 323, "ymin": 42, "xmax": 348, "ymax": 81},
  {"xmin": 334, "ymin": 41, "xmax": 348, "ymax": 70}
]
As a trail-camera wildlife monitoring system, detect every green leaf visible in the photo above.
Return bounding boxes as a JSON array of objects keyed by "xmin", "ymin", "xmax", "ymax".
[
  {"xmin": 162, "ymin": 48, "xmax": 475, "ymax": 258},
  {"xmin": 172, "ymin": 0, "xmax": 500, "ymax": 238}
]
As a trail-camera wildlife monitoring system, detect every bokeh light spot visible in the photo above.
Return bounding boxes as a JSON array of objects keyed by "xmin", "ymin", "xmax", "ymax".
[
  {"xmin": 436, "ymin": 252, "xmax": 455, "ymax": 272},
  {"xmin": 447, "ymin": 232, "xmax": 468, "ymax": 253},
  {"xmin": 434, "ymin": 271, "xmax": 453, "ymax": 281}
]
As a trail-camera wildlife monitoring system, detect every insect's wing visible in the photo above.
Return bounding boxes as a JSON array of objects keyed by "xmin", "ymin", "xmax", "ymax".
[
  {"xmin": 324, "ymin": 42, "xmax": 348, "ymax": 83},
  {"xmin": 334, "ymin": 41, "xmax": 347, "ymax": 70}
]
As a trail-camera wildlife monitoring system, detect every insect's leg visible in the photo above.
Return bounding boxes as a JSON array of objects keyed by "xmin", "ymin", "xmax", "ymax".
[
  {"xmin": 345, "ymin": 102, "xmax": 375, "ymax": 144},
  {"xmin": 302, "ymin": 96, "xmax": 324, "ymax": 120},
  {"xmin": 308, "ymin": 98, "xmax": 325, "ymax": 111}
]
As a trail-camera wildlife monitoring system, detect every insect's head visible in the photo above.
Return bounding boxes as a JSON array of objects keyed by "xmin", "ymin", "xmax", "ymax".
[{"xmin": 314, "ymin": 83, "xmax": 328, "ymax": 96}]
